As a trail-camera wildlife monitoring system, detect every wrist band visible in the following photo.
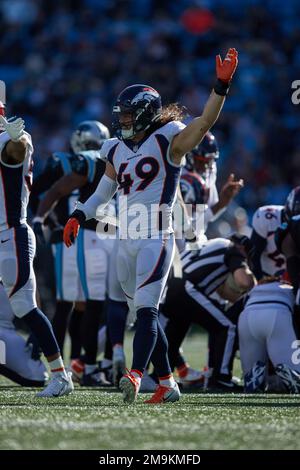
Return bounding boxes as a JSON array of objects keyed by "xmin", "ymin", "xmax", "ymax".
[
  {"xmin": 70, "ymin": 209, "xmax": 86, "ymax": 225},
  {"xmin": 214, "ymin": 78, "xmax": 230, "ymax": 96}
]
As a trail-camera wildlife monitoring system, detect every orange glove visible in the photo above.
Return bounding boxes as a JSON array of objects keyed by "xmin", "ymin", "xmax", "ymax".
[
  {"xmin": 216, "ymin": 48, "xmax": 238, "ymax": 83},
  {"xmin": 63, "ymin": 218, "xmax": 80, "ymax": 247}
]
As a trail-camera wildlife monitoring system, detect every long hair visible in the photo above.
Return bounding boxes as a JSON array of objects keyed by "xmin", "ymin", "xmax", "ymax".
[{"xmin": 151, "ymin": 103, "xmax": 187, "ymax": 133}]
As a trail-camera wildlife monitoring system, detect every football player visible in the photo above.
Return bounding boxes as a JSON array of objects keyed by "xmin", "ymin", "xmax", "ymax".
[
  {"xmin": 250, "ymin": 187, "xmax": 300, "ymax": 280},
  {"xmin": 30, "ymin": 128, "xmax": 90, "ymax": 363},
  {"xmin": 181, "ymin": 131, "xmax": 243, "ymax": 244},
  {"xmin": 238, "ymin": 277, "xmax": 300, "ymax": 393},
  {"xmin": 173, "ymin": 131, "xmax": 243, "ymax": 386},
  {"xmin": 0, "ymin": 106, "xmax": 73, "ymax": 397},
  {"xmin": 35, "ymin": 121, "xmax": 114, "ymax": 386},
  {"xmin": 0, "ymin": 282, "xmax": 48, "ymax": 386},
  {"xmin": 64, "ymin": 48, "xmax": 239, "ymax": 404},
  {"xmin": 275, "ymin": 187, "xmax": 300, "ymax": 333}
]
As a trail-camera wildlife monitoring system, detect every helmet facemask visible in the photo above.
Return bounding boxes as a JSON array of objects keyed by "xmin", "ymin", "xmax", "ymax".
[{"xmin": 112, "ymin": 85, "xmax": 162, "ymax": 140}]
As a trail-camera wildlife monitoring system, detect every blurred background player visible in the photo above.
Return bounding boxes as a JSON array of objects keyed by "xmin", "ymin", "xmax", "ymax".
[
  {"xmin": 0, "ymin": 282, "xmax": 48, "ymax": 387},
  {"xmin": 180, "ymin": 131, "xmax": 244, "ymax": 248},
  {"xmin": 250, "ymin": 186, "xmax": 300, "ymax": 281},
  {"xmin": 35, "ymin": 120, "xmax": 114, "ymax": 386},
  {"xmin": 0, "ymin": 106, "xmax": 73, "ymax": 397},
  {"xmin": 30, "ymin": 124, "xmax": 89, "ymax": 366},
  {"xmin": 275, "ymin": 187, "xmax": 300, "ymax": 335},
  {"xmin": 162, "ymin": 234, "xmax": 256, "ymax": 390},
  {"xmin": 169, "ymin": 131, "xmax": 243, "ymax": 386},
  {"xmin": 238, "ymin": 278, "xmax": 300, "ymax": 393}
]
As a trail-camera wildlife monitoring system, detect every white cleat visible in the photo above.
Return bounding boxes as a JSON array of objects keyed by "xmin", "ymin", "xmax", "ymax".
[
  {"xmin": 119, "ymin": 372, "xmax": 140, "ymax": 404},
  {"xmin": 145, "ymin": 382, "xmax": 181, "ymax": 404},
  {"xmin": 177, "ymin": 367, "xmax": 206, "ymax": 386},
  {"xmin": 36, "ymin": 372, "xmax": 74, "ymax": 398}
]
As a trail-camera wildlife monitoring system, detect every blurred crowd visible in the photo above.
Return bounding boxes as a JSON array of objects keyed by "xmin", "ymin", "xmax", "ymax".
[{"xmin": 0, "ymin": 0, "xmax": 299, "ymax": 216}]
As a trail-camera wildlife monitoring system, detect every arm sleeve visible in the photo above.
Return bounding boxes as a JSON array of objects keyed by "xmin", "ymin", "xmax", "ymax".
[
  {"xmin": 250, "ymin": 229, "xmax": 267, "ymax": 280},
  {"xmin": 76, "ymin": 174, "xmax": 118, "ymax": 220}
]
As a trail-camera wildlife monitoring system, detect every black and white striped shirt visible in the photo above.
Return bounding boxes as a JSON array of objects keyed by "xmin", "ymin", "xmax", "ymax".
[{"xmin": 181, "ymin": 238, "xmax": 248, "ymax": 297}]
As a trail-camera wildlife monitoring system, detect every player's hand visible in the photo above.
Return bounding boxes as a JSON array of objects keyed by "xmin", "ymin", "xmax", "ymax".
[
  {"xmin": 63, "ymin": 217, "xmax": 80, "ymax": 247},
  {"xmin": 32, "ymin": 217, "xmax": 46, "ymax": 245},
  {"xmin": 216, "ymin": 48, "xmax": 238, "ymax": 83},
  {"xmin": 219, "ymin": 174, "xmax": 244, "ymax": 207},
  {"xmin": 0, "ymin": 115, "xmax": 25, "ymax": 142}
]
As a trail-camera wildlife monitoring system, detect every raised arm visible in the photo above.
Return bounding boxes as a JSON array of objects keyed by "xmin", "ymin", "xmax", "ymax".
[{"xmin": 170, "ymin": 48, "xmax": 238, "ymax": 164}]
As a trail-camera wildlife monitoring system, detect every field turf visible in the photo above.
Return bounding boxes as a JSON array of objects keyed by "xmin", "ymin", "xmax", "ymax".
[{"xmin": 1, "ymin": 333, "xmax": 300, "ymax": 450}]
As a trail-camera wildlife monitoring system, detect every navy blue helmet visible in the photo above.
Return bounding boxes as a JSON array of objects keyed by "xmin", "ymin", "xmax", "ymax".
[
  {"xmin": 186, "ymin": 131, "xmax": 219, "ymax": 171},
  {"xmin": 112, "ymin": 84, "xmax": 162, "ymax": 140},
  {"xmin": 284, "ymin": 186, "xmax": 300, "ymax": 221}
]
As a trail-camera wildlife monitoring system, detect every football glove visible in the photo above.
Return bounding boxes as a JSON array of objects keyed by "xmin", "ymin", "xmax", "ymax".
[
  {"xmin": 216, "ymin": 47, "xmax": 238, "ymax": 83},
  {"xmin": 63, "ymin": 217, "xmax": 80, "ymax": 247},
  {"xmin": 0, "ymin": 115, "xmax": 25, "ymax": 142}
]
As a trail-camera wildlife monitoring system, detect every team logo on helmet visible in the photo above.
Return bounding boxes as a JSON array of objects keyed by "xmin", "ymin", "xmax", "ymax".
[{"xmin": 131, "ymin": 88, "xmax": 160, "ymax": 106}]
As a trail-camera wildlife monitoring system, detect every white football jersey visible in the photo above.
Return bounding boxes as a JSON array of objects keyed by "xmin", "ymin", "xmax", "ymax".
[
  {"xmin": 252, "ymin": 205, "xmax": 286, "ymax": 276},
  {"xmin": 102, "ymin": 121, "xmax": 185, "ymax": 237},
  {"xmin": 246, "ymin": 281, "xmax": 294, "ymax": 310},
  {"xmin": 0, "ymin": 131, "xmax": 33, "ymax": 232}
]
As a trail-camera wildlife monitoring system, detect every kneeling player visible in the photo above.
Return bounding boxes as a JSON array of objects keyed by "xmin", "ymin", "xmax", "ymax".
[
  {"xmin": 0, "ymin": 283, "xmax": 48, "ymax": 386},
  {"xmin": 238, "ymin": 278, "xmax": 300, "ymax": 393}
]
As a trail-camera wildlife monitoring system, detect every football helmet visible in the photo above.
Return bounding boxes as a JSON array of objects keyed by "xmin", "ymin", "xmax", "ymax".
[
  {"xmin": 230, "ymin": 232, "xmax": 255, "ymax": 259},
  {"xmin": 185, "ymin": 131, "xmax": 219, "ymax": 172},
  {"xmin": 112, "ymin": 84, "xmax": 162, "ymax": 140},
  {"xmin": 284, "ymin": 186, "xmax": 300, "ymax": 221},
  {"xmin": 70, "ymin": 120, "xmax": 110, "ymax": 153}
]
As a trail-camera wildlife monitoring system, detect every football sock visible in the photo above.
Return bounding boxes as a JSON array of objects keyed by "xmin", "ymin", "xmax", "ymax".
[
  {"xmin": 150, "ymin": 320, "xmax": 172, "ymax": 378},
  {"xmin": 159, "ymin": 374, "xmax": 176, "ymax": 388},
  {"xmin": 23, "ymin": 308, "xmax": 60, "ymax": 357},
  {"xmin": 82, "ymin": 300, "xmax": 104, "ymax": 365},
  {"xmin": 49, "ymin": 356, "xmax": 67, "ymax": 378},
  {"xmin": 52, "ymin": 301, "xmax": 73, "ymax": 356},
  {"xmin": 68, "ymin": 308, "xmax": 83, "ymax": 359},
  {"xmin": 132, "ymin": 307, "xmax": 158, "ymax": 374},
  {"xmin": 107, "ymin": 300, "xmax": 128, "ymax": 346}
]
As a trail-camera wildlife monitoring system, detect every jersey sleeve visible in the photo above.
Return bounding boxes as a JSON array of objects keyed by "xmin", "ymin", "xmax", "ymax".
[
  {"xmin": 161, "ymin": 120, "xmax": 186, "ymax": 142},
  {"xmin": 224, "ymin": 244, "xmax": 249, "ymax": 272},
  {"xmin": 101, "ymin": 138, "xmax": 119, "ymax": 167},
  {"xmin": 252, "ymin": 207, "xmax": 268, "ymax": 238},
  {"xmin": 23, "ymin": 131, "xmax": 33, "ymax": 153}
]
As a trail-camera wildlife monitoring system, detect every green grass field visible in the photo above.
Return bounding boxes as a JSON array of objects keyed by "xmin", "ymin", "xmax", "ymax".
[{"xmin": 1, "ymin": 332, "xmax": 300, "ymax": 450}]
